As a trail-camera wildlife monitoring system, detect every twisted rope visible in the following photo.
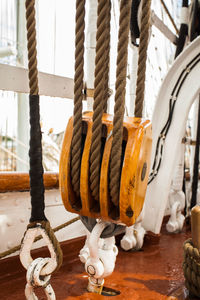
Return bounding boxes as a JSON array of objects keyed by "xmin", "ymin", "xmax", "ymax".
[
  {"xmin": 89, "ymin": 0, "xmax": 110, "ymax": 202},
  {"xmin": 183, "ymin": 239, "xmax": 200, "ymax": 297},
  {"xmin": 0, "ymin": 217, "xmax": 79, "ymax": 259},
  {"xmin": 134, "ymin": 0, "xmax": 152, "ymax": 118},
  {"xmin": 109, "ymin": 0, "xmax": 132, "ymax": 206},
  {"xmin": 71, "ymin": 0, "xmax": 86, "ymax": 198},
  {"xmin": 25, "ymin": 0, "xmax": 39, "ymax": 95},
  {"xmin": 25, "ymin": 0, "xmax": 62, "ymax": 271},
  {"xmin": 103, "ymin": 0, "xmax": 111, "ymax": 113}
]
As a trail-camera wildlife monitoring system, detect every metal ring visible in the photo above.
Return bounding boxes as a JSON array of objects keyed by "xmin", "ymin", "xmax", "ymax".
[
  {"xmin": 25, "ymin": 258, "xmax": 55, "ymax": 300},
  {"xmin": 26, "ymin": 257, "xmax": 43, "ymax": 286},
  {"xmin": 33, "ymin": 258, "xmax": 51, "ymax": 287}
]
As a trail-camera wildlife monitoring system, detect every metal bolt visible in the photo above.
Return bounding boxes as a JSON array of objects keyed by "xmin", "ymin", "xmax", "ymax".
[
  {"xmin": 126, "ymin": 206, "xmax": 134, "ymax": 218},
  {"xmin": 87, "ymin": 265, "xmax": 96, "ymax": 276},
  {"xmin": 141, "ymin": 162, "xmax": 147, "ymax": 181}
]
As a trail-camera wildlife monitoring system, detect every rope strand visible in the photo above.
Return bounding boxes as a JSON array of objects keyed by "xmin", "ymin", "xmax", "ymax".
[
  {"xmin": 103, "ymin": 0, "xmax": 111, "ymax": 113},
  {"xmin": 89, "ymin": 0, "xmax": 110, "ymax": 202},
  {"xmin": 25, "ymin": 0, "xmax": 39, "ymax": 95},
  {"xmin": 134, "ymin": 0, "xmax": 152, "ymax": 118},
  {"xmin": 71, "ymin": 0, "xmax": 86, "ymax": 198},
  {"xmin": 109, "ymin": 0, "xmax": 132, "ymax": 206},
  {"xmin": 25, "ymin": 0, "xmax": 46, "ymax": 222},
  {"xmin": 25, "ymin": 0, "xmax": 63, "ymax": 271}
]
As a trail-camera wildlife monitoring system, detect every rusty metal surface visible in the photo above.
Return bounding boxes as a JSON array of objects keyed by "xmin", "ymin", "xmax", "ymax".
[{"xmin": 0, "ymin": 223, "xmax": 197, "ymax": 300}]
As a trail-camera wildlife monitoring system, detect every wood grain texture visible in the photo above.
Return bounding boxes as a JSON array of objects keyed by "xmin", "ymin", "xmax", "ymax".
[
  {"xmin": 0, "ymin": 172, "xmax": 59, "ymax": 192},
  {"xmin": 100, "ymin": 115, "xmax": 152, "ymax": 226},
  {"xmin": 80, "ymin": 112, "xmax": 100, "ymax": 217},
  {"xmin": 60, "ymin": 112, "xmax": 152, "ymax": 226},
  {"xmin": 59, "ymin": 116, "xmax": 82, "ymax": 213}
]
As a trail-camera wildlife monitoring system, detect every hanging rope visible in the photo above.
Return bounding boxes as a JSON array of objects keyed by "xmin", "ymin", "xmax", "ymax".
[
  {"xmin": 89, "ymin": 0, "xmax": 110, "ymax": 202},
  {"xmin": 134, "ymin": 0, "xmax": 152, "ymax": 118},
  {"xmin": 109, "ymin": 0, "xmax": 132, "ymax": 206},
  {"xmin": 26, "ymin": 0, "xmax": 45, "ymax": 222},
  {"xmin": 25, "ymin": 0, "xmax": 62, "ymax": 270},
  {"xmin": 183, "ymin": 239, "xmax": 200, "ymax": 297},
  {"xmin": 71, "ymin": 0, "xmax": 86, "ymax": 198},
  {"xmin": 174, "ymin": 0, "xmax": 188, "ymax": 58},
  {"xmin": 103, "ymin": 0, "xmax": 111, "ymax": 113},
  {"xmin": 26, "ymin": 0, "xmax": 38, "ymax": 96},
  {"xmin": 190, "ymin": 97, "xmax": 200, "ymax": 209}
]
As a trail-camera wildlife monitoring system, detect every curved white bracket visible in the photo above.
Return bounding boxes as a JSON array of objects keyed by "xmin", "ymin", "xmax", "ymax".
[
  {"xmin": 143, "ymin": 36, "xmax": 200, "ymax": 234},
  {"xmin": 20, "ymin": 225, "xmax": 57, "ymax": 276},
  {"xmin": 121, "ymin": 206, "xmax": 146, "ymax": 251},
  {"xmin": 121, "ymin": 224, "xmax": 146, "ymax": 251},
  {"xmin": 166, "ymin": 197, "xmax": 185, "ymax": 233}
]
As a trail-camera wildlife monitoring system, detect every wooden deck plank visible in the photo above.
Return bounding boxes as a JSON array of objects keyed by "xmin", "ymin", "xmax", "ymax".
[{"xmin": 0, "ymin": 222, "xmax": 194, "ymax": 299}]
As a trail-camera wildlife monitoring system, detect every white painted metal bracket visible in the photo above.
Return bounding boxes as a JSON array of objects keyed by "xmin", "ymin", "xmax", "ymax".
[
  {"xmin": 143, "ymin": 36, "xmax": 200, "ymax": 234},
  {"xmin": 80, "ymin": 220, "xmax": 118, "ymax": 293},
  {"xmin": 166, "ymin": 144, "xmax": 185, "ymax": 233},
  {"xmin": 121, "ymin": 205, "xmax": 146, "ymax": 251}
]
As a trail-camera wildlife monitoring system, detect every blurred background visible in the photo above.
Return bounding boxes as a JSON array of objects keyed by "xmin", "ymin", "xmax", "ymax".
[{"xmin": 0, "ymin": 0, "xmax": 181, "ymax": 172}]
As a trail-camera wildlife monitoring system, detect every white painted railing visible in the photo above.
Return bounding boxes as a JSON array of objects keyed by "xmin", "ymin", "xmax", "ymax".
[{"xmin": 0, "ymin": 63, "xmax": 74, "ymax": 99}]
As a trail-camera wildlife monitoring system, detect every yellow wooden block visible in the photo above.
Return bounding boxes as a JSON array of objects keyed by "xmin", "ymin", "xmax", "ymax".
[{"xmin": 59, "ymin": 112, "xmax": 152, "ymax": 226}]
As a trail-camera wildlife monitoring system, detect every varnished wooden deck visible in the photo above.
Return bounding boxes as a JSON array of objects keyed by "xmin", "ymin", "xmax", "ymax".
[{"xmin": 0, "ymin": 222, "xmax": 198, "ymax": 300}]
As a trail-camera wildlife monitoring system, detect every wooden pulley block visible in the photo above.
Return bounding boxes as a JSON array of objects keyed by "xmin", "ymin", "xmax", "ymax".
[
  {"xmin": 59, "ymin": 112, "xmax": 100, "ymax": 219},
  {"xmin": 99, "ymin": 114, "xmax": 152, "ymax": 226},
  {"xmin": 59, "ymin": 112, "xmax": 152, "ymax": 226}
]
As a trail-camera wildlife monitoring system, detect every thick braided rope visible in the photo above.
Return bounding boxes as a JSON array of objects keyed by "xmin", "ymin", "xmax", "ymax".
[
  {"xmin": 183, "ymin": 239, "xmax": 200, "ymax": 297},
  {"xmin": 25, "ymin": 0, "xmax": 39, "ymax": 95},
  {"xmin": 109, "ymin": 0, "xmax": 132, "ymax": 206},
  {"xmin": 71, "ymin": 0, "xmax": 86, "ymax": 198},
  {"xmin": 0, "ymin": 217, "xmax": 79, "ymax": 259},
  {"xmin": 134, "ymin": 0, "xmax": 152, "ymax": 118},
  {"xmin": 103, "ymin": 0, "xmax": 111, "ymax": 113},
  {"xmin": 25, "ymin": 0, "xmax": 62, "ymax": 272},
  {"xmin": 89, "ymin": 0, "xmax": 110, "ymax": 202}
]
